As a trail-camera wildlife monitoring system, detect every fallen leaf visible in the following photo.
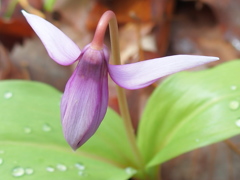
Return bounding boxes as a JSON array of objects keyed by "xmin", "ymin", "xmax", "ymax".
[
  {"xmin": 86, "ymin": 0, "xmax": 152, "ymax": 30},
  {"xmin": 10, "ymin": 37, "xmax": 72, "ymax": 91},
  {"xmin": 0, "ymin": 0, "xmax": 42, "ymax": 49},
  {"xmin": 162, "ymin": 136, "xmax": 240, "ymax": 180}
]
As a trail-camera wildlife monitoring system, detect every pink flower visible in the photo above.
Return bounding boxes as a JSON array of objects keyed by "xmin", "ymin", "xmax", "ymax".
[{"xmin": 22, "ymin": 11, "xmax": 218, "ymax": 150}]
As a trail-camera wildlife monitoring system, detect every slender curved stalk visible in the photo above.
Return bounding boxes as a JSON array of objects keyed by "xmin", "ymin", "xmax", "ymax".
[
  {"xmin": 91, "ymin": 11, "xmax": 145, "ymax": 172},
  {"xmin": 18, "ymin": 0, "xmax": 45, "ymax": 18},
  {"xmin": 108, "ymin": 13, "xmax": 144, "ymax": 166},
  {"xmin": 4, "ymin": 0, "xmax": 18, "ymax": 19},
  {"xmin": 225, "ymin": 139, "xmax": 240, "ymax": 155}
]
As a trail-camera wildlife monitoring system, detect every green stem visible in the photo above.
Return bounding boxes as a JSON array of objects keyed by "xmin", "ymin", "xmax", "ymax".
[
  {"xmin": 108, "ymin": 14, "xmax": 143, "ymax": 166},
  {"xmin": 91, "ymin": 10, "xmax": 147, "ymax": 179},
  {"xmin": 148, "ymin": 166, "xmax": 161, "ymax": 180},
  {"xmin": 4, "ymin": 0, "xmax": 18, "ymax": 19}
]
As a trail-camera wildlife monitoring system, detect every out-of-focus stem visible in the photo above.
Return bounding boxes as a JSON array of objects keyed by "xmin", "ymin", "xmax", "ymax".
[
  {"xmin": 18, "ymin": 0, "xmax": 45, "ymax": 18},
  {"xmin": 108, "ymin": 12, "xmax": 143, "ymax": 166},
  {"xmin": 224, "ymin": 139, "xmax": 240, "ymax": 155},
  {"xmin": 4, "ymin": 0, "xmax": 18, "ymax": 19}
]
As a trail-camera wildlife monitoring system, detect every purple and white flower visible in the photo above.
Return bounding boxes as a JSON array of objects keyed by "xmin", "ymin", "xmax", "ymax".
[{"xmin": 22, "ymin": 10, "xmax": 219, "ymax": 150}]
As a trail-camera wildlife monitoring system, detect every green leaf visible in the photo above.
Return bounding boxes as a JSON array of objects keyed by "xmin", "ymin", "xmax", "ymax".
[
  {"xmin": 137, "ymin": 60, "xmax": 240, "ymax": 168},
  {"xmin": 0, "ymin": 80, "xmax": 134, "ymax": 180},
  {"xmin": 81, "ymin": 108, "xmax": 139, "ymax": 168}
]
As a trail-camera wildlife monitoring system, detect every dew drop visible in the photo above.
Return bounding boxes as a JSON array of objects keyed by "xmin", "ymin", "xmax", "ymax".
[
  {"xmin": 78, "ymin": 171, "xmax": 87, "ymax": 177},
  {"xmin": 235, "ymin": 119, "xmax": 240, "ymax": 127},
  {"xmin": 0, "ymin": 158, "xmax": 3, "ymax": 165},
  {"xmin": 56, "ymin": 164, "xmax": 67, "ymax": 171},
  {"xmin": 24, "ymin": 127, "xmax": 32, "ymax": 134},
  {"xmin": 229, "ymin": 100, "xmax": 239, "ymax": 110},
  {"xmin": 4, "ymin": 92, "xmax": 13, "ymax": 99},
  {"xmin": 0, "ymin": 150, "xmax": 5, "ymax": 154},
  {"xmin": 46, "ymin": 166, "xmax": 55, "ymax": 172},
  {"xmin": 231, "ymin": 85, "xmax": 237, "ymax": 90},
  {"xmin": 125, "ymin": 167, "xmax": 137, "ymax": 175},
  {"xmin": 75, "ymin": 163, "xmax": 85, "ymax": 170},
  {"xmin": 12, "ymin": 167, "xmax": 25, "ymax": 177},
  {"xmin": 42, "ymin": 124, "xmax": 52, "ymax": 132},
  {"xmin": 25, "ymin": 168, "xmax": 34, "ymax": 175}
]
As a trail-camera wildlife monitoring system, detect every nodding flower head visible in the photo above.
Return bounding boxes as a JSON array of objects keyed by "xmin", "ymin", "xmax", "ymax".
[
  {"xmin": 22, "ymin": 10, "xmax": 219, "ymax": 150},
  {"xmin": 60, "ymin": 44, "xmax": 109, "ymax": 149}
]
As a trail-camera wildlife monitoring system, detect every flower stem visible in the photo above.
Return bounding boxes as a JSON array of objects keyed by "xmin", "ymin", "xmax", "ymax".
[
  {"xmin": 108, "ymin": 13, "xmax": 143, "ymax": 164},
  {"xmin": 19, "ymin": 0, "xmax": 45, "ymax": 18},
  {"xmin": 92, "ymin": 10, "xmax": 145, "ymax": 171},
  {"xmin": 3, "ymin": 0, "xmax": 18, "ymax": 19}
]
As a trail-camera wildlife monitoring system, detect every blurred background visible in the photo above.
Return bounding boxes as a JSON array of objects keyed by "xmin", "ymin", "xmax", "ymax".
[{"xmin": 1, "ymin": 0, "xmax": 240, "ymax": 179}]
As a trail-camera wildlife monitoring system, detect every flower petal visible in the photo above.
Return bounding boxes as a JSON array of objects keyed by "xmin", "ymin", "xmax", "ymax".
[
  {"xmin": 108, "ymin": 55, "xmax": 219, "ymax": 89},
  {"xmin": 61, "ymin": 46, "xmax": 109, "ymax": 150},
  {"xmin": 22, "ymin": 10, "xmax": 81, "ymax": 65}
]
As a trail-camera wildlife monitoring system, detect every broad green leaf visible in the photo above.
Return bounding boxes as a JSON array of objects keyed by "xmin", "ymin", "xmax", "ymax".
[
  {"xmin": 81, "ymin": 108, "xmax": 139, "ymax": 168},
  {"xmin": 137, "ymin": 60, "xmax": 240, "ymax": 168},
  {"xmin": 0, "ymin": 80, "xmax": 135, "ymax": 180}
]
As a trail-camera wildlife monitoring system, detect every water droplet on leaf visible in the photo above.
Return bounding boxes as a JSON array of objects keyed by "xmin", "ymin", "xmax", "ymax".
[
  {"xmin": 4, "ymin": 92, "xmax": 13, "ymax": 99},
  {"xmin": 24, "ymin": 127, "xmax": 32, "ymax": 134},
  {"xmin": 78, "ymin": 171, "xmax": 87, "ymax": 177},
  {"xmin": 0, "ymin": 150, "xmax": 4, "ymax": 154},
  {"xmin": 25, "ymin": 168, "xmax": 34, "ymax": 175},
  {"xmin": 231, "ymin": 85, "xmax": 237, "ymax": 90},
  {"xmin": 42, "ymin": 124, "xmax": 52, "ymax": 132},
  {"xmin": 195, "ymin": 139, "xmax": 200, "ymax": 142},
  {"xmin": 0, "ymin": 158, "xmax": 3, "ymax": 165},
  {"xmin": 125, "ymin": 167, "xmax": 137, "ymax": 175},
  {"xmin": 56, "ymin": 164, "xmax": 67, "ymax": 171},
  {"xmin": 12, "ymin": 167, "xmax": 25, "ymax": 177},
  {"xmin": 235, "ymin": 119, "xmax": 240, "ymax": 127},
  {"xmin": 75, "ymin": 163, "xmax": 85, "ymax": 170},
  {"xmin": 229, "ymin": 100, "xmax": 239, "ymax": 110},
  {"xmin": 46, "ymin": 166, "xmax": 55, "ymax": 172}
]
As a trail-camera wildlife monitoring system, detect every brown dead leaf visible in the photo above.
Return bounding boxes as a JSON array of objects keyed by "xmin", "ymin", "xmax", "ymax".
[
  {"xmin": 87, "ymin": 0, "xmax": 175, "ymax": 58},
  {"xmin": 153, "ymin": 0, "xmax": 175, "ymax": 56},
  {"xmin": 0, "ymin": 1, "xmax": 43, "ymax": 75},
  {"xmin": 0, "ymin": 18, "xmax": 33, "ymax": 38},
  {"xmin": 86, "ymin": 0, "xmax": 153, "ymax": 31},
  {"xmin": 0, "ymin": 0, "xmax": 43, "ymax": 49},
  {"xmin": 0, "ymin": 43, "xmax": 12, "ymax": 79},
  {"xmin": 168, "ymin": 1, "xmax": 238, "ymax": 65},
  {"xmin": 0, "ymin": 43, "xmax": 27, "ymax": 79},
  {"xmin": 10, "ymin": 37, "xmax": 72, "ymax": 91},
  {"xmin": 119, "ymin": 22, "xmax": 155, "ymax": 64},
  {"xmin": 162, "ymin": 136, "xmax": 240, "ymax": 180},
  {"xmin": 0, "ymin": 44, "xmax": 12, "ymax": 79},
  {"xmin": 53, "ymin": 0, "xmax": 94, "ymax": 49},
  {"xmin": 200, "ymin": 0, "xmax": 240, "ymax": 54}
]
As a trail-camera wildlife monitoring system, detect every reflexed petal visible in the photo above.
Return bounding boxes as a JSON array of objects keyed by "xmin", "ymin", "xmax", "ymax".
[
  {"xmin": 108, "ymin": 55, "xmax": 219, "ymax": 89},
  {"xmin": 61, "ymin": 47, "xmax": 109, "ymax": 150},
  {"xmin": 22, "ymin": 10, "xmax": 81, "ymax": 65}
]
